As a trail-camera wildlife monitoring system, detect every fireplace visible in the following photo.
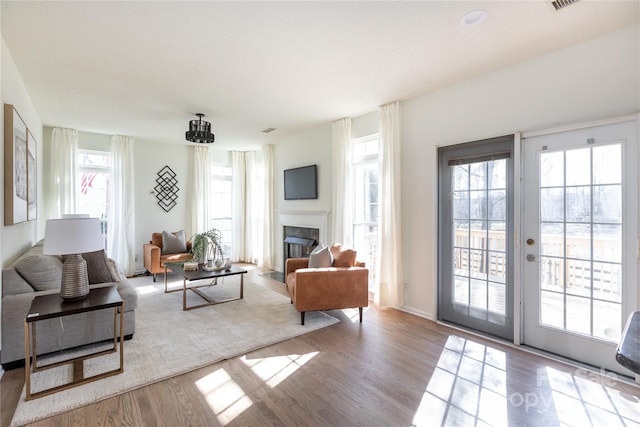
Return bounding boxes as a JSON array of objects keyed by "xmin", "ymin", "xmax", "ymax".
[
  {"xmin": 278, "ymin": 210, "xmax": 328, "ymax": 273},
  {"xmin": 283, "ymin": 226, "xmax": 319, "ymax": 271}
]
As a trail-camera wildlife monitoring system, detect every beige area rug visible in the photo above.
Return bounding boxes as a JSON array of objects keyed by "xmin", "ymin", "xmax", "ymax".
[{"xmin": 10, "ymin": 272, "xmax": 339, "ymax": 426}]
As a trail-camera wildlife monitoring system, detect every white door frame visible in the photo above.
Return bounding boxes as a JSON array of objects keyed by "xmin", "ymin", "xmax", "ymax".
[{"xmin": 517, "ymin": 113, "xmax": 639, "ymax": 376}]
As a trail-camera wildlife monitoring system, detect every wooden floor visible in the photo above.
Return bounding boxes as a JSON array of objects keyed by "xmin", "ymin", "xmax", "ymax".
[{"xmin": 2, "ymin": 269, "xmax": 639, "ymax": 427}]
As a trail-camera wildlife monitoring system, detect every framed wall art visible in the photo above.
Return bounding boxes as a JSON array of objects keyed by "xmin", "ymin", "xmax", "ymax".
[
  {"xmin": 4, "ymin": 103, "xmax": 29, "ymax": 225},
  {"xmin": 27, "ymin": 129, "xmax": 37, "ymax": 220}
]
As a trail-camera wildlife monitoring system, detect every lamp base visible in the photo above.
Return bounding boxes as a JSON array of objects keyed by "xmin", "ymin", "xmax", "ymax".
[{"xmin": 60, "ymin": 254, "xmax": 90, "ymax": 300}]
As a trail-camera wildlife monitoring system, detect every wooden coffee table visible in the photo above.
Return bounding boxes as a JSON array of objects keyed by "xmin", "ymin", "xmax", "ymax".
[
  {"xmin": 164, "ymin": 263, "xmax": 247, "ymax": 311},
  {"xmin": 24, "ymin": 286, "xmax": 124, "ymax": 400}
]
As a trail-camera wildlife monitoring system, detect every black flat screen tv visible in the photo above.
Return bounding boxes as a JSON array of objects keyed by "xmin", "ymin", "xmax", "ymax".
[{"xmin": 284, "ymin": 164, "xmax": 317, "ymax": 200}]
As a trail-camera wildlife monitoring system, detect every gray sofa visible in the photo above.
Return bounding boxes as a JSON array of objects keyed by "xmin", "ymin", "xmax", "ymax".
[{"xmin": 1, "ymin": 241, "xmax": 138, "ymax": 368}]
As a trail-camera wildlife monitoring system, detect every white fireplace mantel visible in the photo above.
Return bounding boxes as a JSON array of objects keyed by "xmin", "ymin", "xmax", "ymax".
[{"xmin": 278, "ymin": 210, "xmax": 329, "ymax": 246}]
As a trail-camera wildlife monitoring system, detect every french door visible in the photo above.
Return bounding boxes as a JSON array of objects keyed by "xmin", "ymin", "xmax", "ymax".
[
  {"xmin": 522, "ymin": 118, "xmax": 638, "ymax": 374},
  {"xmin": 438, "ymin": 135, "xmax": 514, "ymax": 340}
]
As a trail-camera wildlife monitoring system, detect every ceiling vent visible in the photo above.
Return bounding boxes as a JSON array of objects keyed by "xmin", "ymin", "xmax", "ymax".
[
  {"xmin": 551, "ymin": 0, "xmax": 579, "ymax": 11},
  {"xmin": 262, "ymin": 127, "xmax": 276, "ymax": 134}
]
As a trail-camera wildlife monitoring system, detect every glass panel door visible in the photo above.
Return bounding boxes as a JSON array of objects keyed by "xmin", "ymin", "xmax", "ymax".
[
  {"xmin": 438, "ymin": 136, "xmax": 514, "ymax": 340},
  {"xmin": 522, "ymin": 120, "xmax": 637, "ymax": 374}
]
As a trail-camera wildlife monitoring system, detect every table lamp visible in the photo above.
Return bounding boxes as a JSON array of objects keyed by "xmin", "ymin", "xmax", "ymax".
[{"xmin": 43, "ymin": 217, "xmax": 105, "ymax": 300}]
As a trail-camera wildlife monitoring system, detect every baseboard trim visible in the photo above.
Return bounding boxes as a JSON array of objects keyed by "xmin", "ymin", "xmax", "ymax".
[{"xmin": 397, "ymin": 305, "xmax": 433, "ymax": 320}]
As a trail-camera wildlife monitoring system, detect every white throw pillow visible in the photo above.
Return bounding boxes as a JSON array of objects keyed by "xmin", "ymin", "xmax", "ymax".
[{"xmin": 308, "ymin": 244, "xmax": 333, "ymax": 268}]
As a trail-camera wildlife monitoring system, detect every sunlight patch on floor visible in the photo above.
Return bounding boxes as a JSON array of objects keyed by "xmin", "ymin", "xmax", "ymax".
[
  {"xmin": 135, "ymin": 285, "xmax": 160, "ymax": 295},
  {"xmin": 544, "ymin": 367, "xmax": 640, "ymax": 426},
  {"xmin": 342, "ymin": 307, "xmax": 369, "ymax": 323},
  {"xmin": 240, "ymin": 352, "xmax": 319, "ymax": 388},
  {"xmin": 413, "ymin": 335, "xmax": 509, "ymax": 427},
  {"xmin": 412, "ymin": 335, "xmax": 640, "ymax": 427},
  {"xmin": 195, "ymin": 368, "xmax": 253, "ymax": 425}
]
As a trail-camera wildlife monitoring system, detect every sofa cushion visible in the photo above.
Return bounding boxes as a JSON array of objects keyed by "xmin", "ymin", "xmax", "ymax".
[
  {"xmin": 308, "ymin": 244, "xmax": 333, "ymax": 268},
  {"xmin": 330, "ymin": 243, "xmax": 357, "ymax": 267},
  {"xmin": 13, "ymin": 254, "xmax": 63, "ymax": 291},
  {"xmin": 162, "ymin": 230, "xmax": 187, "ymax": 255},
  {"xmin": 82, "ymin": 250, "xmax": 119, "ymax": 284}
]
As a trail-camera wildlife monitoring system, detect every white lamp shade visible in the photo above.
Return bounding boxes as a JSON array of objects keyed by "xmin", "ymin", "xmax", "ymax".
[{"xmin": 43, "ymin": 218, "xmax": 105, "ymax": 255}]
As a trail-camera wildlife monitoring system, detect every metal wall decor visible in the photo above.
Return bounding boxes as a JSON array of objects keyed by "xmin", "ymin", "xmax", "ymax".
[{"xmin": 155, "ymin": 165, "xmax": 179, "ymax": 212}]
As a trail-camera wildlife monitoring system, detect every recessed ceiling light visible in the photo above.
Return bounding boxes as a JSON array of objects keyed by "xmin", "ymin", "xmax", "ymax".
[{"xmin": 460, "ymin": 9, "xmax": 488, "ymax": 27}]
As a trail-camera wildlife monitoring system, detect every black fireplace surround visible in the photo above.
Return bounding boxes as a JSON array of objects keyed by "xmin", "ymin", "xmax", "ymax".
[{"xmin": 283, "ymin": 226, "xmax": 319, "ymax": 272}]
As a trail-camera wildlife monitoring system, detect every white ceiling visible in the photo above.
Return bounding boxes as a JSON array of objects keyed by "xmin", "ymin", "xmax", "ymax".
[{"xmin": 1, "ymin": 1, "xmax": 639, "ymax": 149}]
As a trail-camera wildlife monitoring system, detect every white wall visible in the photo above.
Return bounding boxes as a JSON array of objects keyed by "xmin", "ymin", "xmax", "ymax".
[
  {"xmin": 401, "ymin": 24, "xmax": 639, "ymax": 318},
  {"xmin": 273, "ymin": 123, "xmax": 333, "ymax": 270},
  {"xmin": 1, "ymin": 38, "xmax": 43, "ymax": 265},
  {"xmin": 133, "ymin": 138, "xmax": 193, "ymax": 272},
  {"xmin": 1, "ymin": 36, "xmax": 44, "ymax": 356}
]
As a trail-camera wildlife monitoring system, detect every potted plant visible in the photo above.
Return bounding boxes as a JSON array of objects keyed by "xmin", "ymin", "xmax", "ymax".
[{"xmin": 190, "ymin": 228, "xmax": 223, "ymax": 265}]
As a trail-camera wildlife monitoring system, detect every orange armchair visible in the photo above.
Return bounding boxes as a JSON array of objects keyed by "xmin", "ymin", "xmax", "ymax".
[
  {"xmin": 143, "ymin": 231, "xmax": 193, "ymax": 282},
  {"xmin": 285, "ymin": 244, "xmax": 369, "ymax": 325}
]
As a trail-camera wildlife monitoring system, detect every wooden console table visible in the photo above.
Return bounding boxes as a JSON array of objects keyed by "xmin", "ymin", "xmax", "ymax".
[{"xmin": 24, "ymin": 286, "xmax": 124, "ymax": 400}]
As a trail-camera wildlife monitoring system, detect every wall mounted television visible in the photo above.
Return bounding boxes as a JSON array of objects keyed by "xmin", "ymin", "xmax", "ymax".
[{"xmin": 284, "ymin": 164, "xmax": 317, "ymax": 200}]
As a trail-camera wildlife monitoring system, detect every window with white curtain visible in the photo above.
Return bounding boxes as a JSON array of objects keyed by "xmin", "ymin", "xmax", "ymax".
[
  {"xmin": 351, "ymin": 135, "xmax": 379, "ymax": 290},
  {"xmin": 78, "ymin": 149, "xmax": 110, "ymax": 247},
  {"xmin": 208, "ymin": 164, "xmax": 233, "ymax": 258}
]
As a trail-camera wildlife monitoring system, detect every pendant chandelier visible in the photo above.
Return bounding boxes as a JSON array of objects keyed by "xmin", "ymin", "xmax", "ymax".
[{"xmin": 186, "ymin": 113, "xmax": 215, "ymax": 144}]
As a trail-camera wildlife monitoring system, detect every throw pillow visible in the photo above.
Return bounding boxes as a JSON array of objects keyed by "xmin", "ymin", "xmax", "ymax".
[
  {"xmin": 13, "ymin": 254, "xmax": 63, "ymax": 291},
  {"xmin": 82, "ymin": 250, "xmax": 118, "ymax": 284},
  {"xmin": 162, "ymin": 230, "xmax": 187, "ymax": 255},
  {"xmin": 308, "ymin": 244, "xmax": 333, "ymax": 268},
  {"xmin": 330, "ymin": 243, "xmax": 357, "ymax": 267},
  {"xmin": 107, "ymin": 258, "xmax": 122, "ymax": 283}
]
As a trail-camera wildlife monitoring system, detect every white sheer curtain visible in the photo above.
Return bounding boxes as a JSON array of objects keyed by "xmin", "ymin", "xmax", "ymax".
[
  {"xmin": 331, "ymin": 118, "xmax": 352, "ymax": 245},
  {"xmin": 229, "ymin": 147, "xmax": 274, "ymax": 267},
  {"xmin": 47, "ymin": 128, "xmax": 79, "ymax": 219},
  {"xmin": 244, "ymin": 151, "xmax": 256, "ymax": 262},
  {"xmin": 231, "ymin": 151, "xmax": 246, "ymax": 262},
  {"xmin": 192, "ymin": 146, "xmax": 211, "ymax": 234},
  {"xmin": 108, "ymin": 135, "xmax": 136, "ymax": 276},
  {"xmin": 261, "ymin": 145, "xmax": 275, "ymax": 269},
  {"xmin": 377, "ymin": 102, "xmax": 403, "ymax": 307}
]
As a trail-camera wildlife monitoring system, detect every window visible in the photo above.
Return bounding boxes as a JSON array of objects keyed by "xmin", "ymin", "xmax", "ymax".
[
  {"xmin": 209, "ymin": 164, "xmax": 233, "ymax": 258},
  {"xmin": 78, "ymin": 149, "xmax": 111, "ymax": 246},
  {"xmin": 351, "ymin": 135, "xmax": 379, "ymax": 290}
]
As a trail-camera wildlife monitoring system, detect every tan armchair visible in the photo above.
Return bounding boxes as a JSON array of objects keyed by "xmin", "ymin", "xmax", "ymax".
[
  {"xmin": 143, "ymin": 231, "xmax": 193, "ymax": 282},
  {"xmin": 285, "ymin": 244, "xmax": 369, "ymax": 325}
]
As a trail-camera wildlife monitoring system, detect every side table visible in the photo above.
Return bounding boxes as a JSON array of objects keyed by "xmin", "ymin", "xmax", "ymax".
[{"xmin": 24, "ymin": 286, "xmax": 124, "ymax": 400}]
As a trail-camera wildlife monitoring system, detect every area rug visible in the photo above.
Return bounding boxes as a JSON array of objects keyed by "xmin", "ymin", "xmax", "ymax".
[{"xmin": 10, "ymin": 273, "xmax": 339, "ymax": 426}]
